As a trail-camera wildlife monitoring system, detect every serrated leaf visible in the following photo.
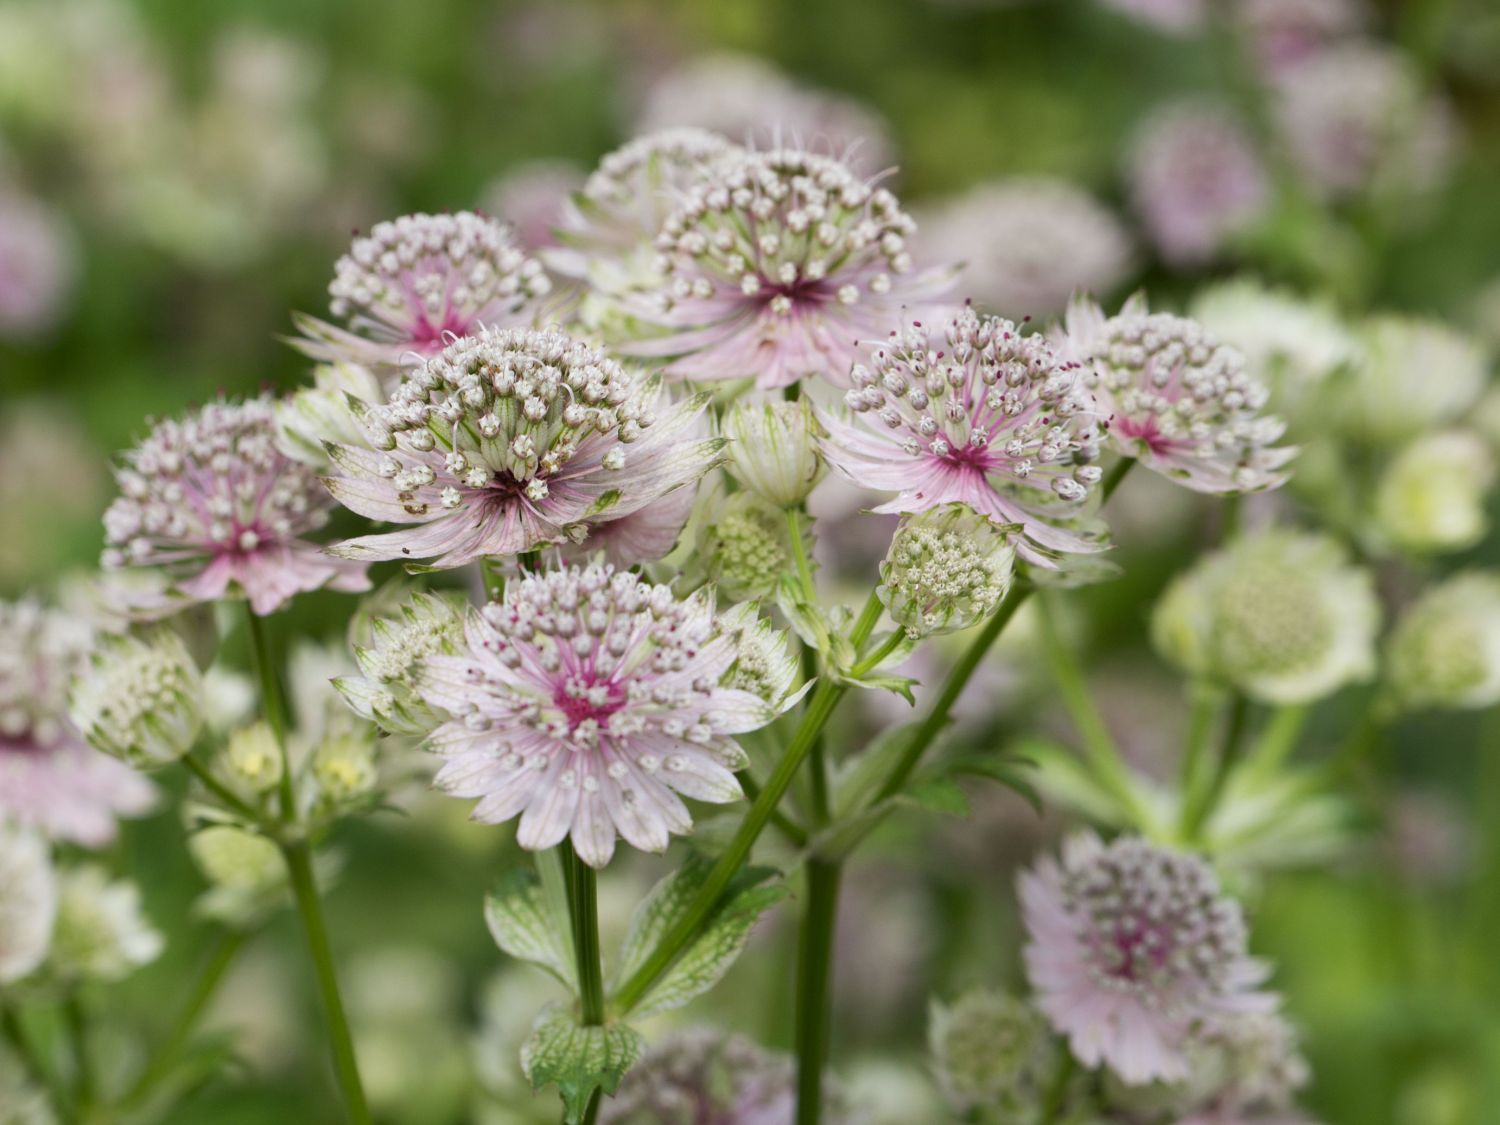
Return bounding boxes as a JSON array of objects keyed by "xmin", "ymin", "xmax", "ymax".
[
  {"xmin": 612, "ymin": 859, "xmax": 788, "ymax": 1019},
  {"xmin": 484, "ymin": 870, "xmax": 577, "ymax": 991},
  {"xmin": 901, "ymin": 776, "xmax": 970, "ymax": 817},
  {"xmin": 521, "ymin": 1004, "xmax": 643, "ymax": 1123}
]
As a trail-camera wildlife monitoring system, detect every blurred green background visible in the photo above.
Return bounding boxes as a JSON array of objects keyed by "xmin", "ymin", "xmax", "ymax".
[{"xmin": 6, "ymin": 0, "xmax": 1500, "ymax": 1121}]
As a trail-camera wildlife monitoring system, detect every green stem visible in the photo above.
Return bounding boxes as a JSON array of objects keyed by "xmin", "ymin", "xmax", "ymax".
[
  {"xmin": 2, "ymin": 1005, "xmax": 66, "ymax": 1117},
  {"xmin": 1182, "ymin": 693, "xmax": 1250, "ymax": 841},
  {"xmin": 1099, "ymin": 457, "xmax": 1135, "ymax": 503},
  {"xmin": 180, "ymin": 751, "xmax": 261, "ymax": 822},
  {"xmin": 579, "ymin": 1088, "xmax": 602, "ymax": 1125},
  {"xmin": 1040, "ymin": 1049, "xmax": 1077, "ymax": 1124},
  {"xmin": 244, "ymin": 607, "xmax": 296, "ymax": 823},
  {"xmin": 793, "ymin": 858, "xmax": 842, "ymax": 1125},
  {"xmin": 873, "ymin": 584, "xmax": 1033, "ymax": 805},
  {"xmin": 1034, "ymin": 591, "xmax": 1149, "ymax": 827},
  {"xmin": 122, "ymin": 930, "xmax": 247, "ymax": 1109},
  {"xmin": 282, "ymin": 840, "xmax": 371, "ymax": 1125},
  {"xmin": 739, "ymin": 770, "xmax": 810, "ymax": 848},
  {"xmin": 65, "ymin": 994, "xmax": 94, "ymax": 1111},
  {"xmin": 1179, "ymin": 682, "xmax": 1220, "ymax": 805},
  {"xmin": 847, "ymin": 631, "xmax": 904, "ymax": 678},
  {"xmin": 1240, "ymin": 704, "xmax": 1312, "ymax": 785},
  {"xmin": 563, "ymin": 851, "xmax": 606, "ymax": 1027},
  {"xmin": 785, "ymin": 508, "xmax": 818, "ymax": 606}
]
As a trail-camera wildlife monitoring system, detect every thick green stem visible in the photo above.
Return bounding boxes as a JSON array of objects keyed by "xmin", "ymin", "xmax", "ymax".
[
  {"xmin": 1040, "ymin": 1049, "xmax": 1077, "ymax": 1124},
  {"xmin": 122, "ymin": 930, "xmax": 247, "ymax": 1109},
  {"xmin": 282, "ymin": 841, "xmax": 371, "ymax": 1125},
  {"xmin": 244, "ymin": 607, "xmax": 296, "ymax": 822},
  {"xmin": 65, "ymin": 994, "xmax": 94, "ymax": 1111},
  {"xmin": 847, "ymin": 631, "xmax": 904, "ymax": 678},
  {"xmin": 739, "ymin": 771, "xmax": 810, "ymax": 848},
  {"xmin": 1034, "ymin": 592, "xmax": 1149, "ymax": 826},
  {"xmin": 1240, "ymin": 704, "xmax": 1312, "ymax": 785},
  {"xmin": 563, "ymin": 851, "xmax": 606, "ymax": 1027},
  {"xmin": 1099, "ymin": 457, "xmax": 1135, "ymax": 503},
  {"xmin": 794, "ymin": 858, "xmax": 842, "ymax": 1125}
]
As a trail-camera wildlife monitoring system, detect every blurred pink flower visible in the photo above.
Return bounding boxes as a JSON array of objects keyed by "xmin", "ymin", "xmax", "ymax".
[
  {"xmin": 482, "ymin": 159, "xmax": 585, "ymax": 253},
  {"xmin": 622, "ymin": 148, "xmax": 952, "ymax": 390},
  {"xmin": 0, "ymin": 188, "xmax": 77, "ymax": 340},
  {"xmin": 1097, "ymin": 0, "xmax": 1205, "ymax": 34},
  {"xmin": 293, "ymin": 211, "xmax": 551, "ymax": 375},
  {"xmin": 1235, "ymin": 0, "xmax": 1366, "ymax": 73},
  {"xmin": 0, "ymin": 600, "xmax": 155, "ymax": 847},
  {"xmin": 1020, "ymin": 833, "xmax": 1275, "ymax": 1084},
  {"xmin": 102, "ymin": 396, "xmax": 370, "ymax": 617},
  {"xmin": 819, "ymin": 306, "xmax": 1105, "ymax": 566},
  {"xmin": 1126, "ymin": 102, "xmax": 1270, "ymax": 267},
  {"xmin": 325, "ymin": 326, "xmax": 721, "ymax": 568},
  {"xmin": 418, "ymin": 565, "xmax": 775, "ymax": 867},
  {"xmin": 1059, "ymin": 295, "xmax": 1295, "ymax": 493}
]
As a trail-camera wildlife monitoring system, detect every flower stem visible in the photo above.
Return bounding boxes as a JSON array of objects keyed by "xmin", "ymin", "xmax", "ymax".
[
  {"xmin": 180, "ymin": 751, "xmax": 261, "ymax": 822},
  {"xmin": 244, "ymin": 607, "xmax": 296, "ymax": 822},
  {"xmin": 2, "ymin": 1005, "xmax": 67, "ymax": 1117},
  {"xmin": 785, "ymin": 508, "xmax": 818, "ymax": 607},
  {"xmin": 847, "ymin": 631, "xmax": 904, "ymax": 678},
  {"xmin": 1033, "ymin": 591, "xmax": 1150, "ymax": 827},
  {"xmin": 1182, "ymin": 692, "xmax": 1250, "ymax": 841},
  {"xmin": 1040, "ymin": 1049, "xmax": 1077, "ymax": 1124},
  {"xmin": 65, "ymin": 994, "xmax": 94, "ymax": 1111},
  {"xmin": 563, "ymin": 850, "xmax": 606, "ymax": 1026},
  {"xmin": 121, "ymin": 929, "xmax": 247, "ymax": 1109},
  {"xmin": 282, "ymin": 839, "xmax": 371, "ymax": 1125},
  {"xmin": 1099, "ymin": 457, "xmax": 1135, "ymax": 503},
  {"xmin": 794, "ymin": 857, "xmax": 842, "ymax": 1125}
]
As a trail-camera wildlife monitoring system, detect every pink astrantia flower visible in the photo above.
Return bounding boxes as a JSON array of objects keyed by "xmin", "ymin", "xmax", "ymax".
[
  {"xmin": 418, "ymin": 564, "xmax": 778, "ymax": 866},
  {"xmin": 0, "ymin": 600, "xmax": 155, "ymax": 847},
  {"xmin": 548, "ymin": 127, "xmax": 743, "ymax": 289},
  {"xmin": 817, "ymin": 306, "xmax": 1106, "ymax": 566},
  {"xmin": 1020, "ymin": 833, "xmax": 1276, "ymax": 1085},
  {"xmin": 1059, "ymin": 295, "xmax": 1295, "ymax": 493},
  {"xmin": 1126, "ymin": 102, "xmax": 1271, "ymax": 267},
  {"xmin": 292, "ymin": 211, "xmax": 551, "ymax": 376},
  {"xmin": 102, "ymin": 396, "xmax": 371, "ymax": 617},
  {"xmin": 622, "ymin": 148, "xmax": 953, "ymax": 390},
  {"xmin": 560, "ymin": 480, "xmax": 699, "ymax": 569},
  {"xmin": 324, "ymin": 326, "xmax": 722, "ymax": 568}
]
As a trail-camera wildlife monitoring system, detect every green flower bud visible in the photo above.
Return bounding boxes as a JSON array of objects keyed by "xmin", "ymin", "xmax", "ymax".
[
  {"xmin": 69, "ymin": 627, "xmax": 203, "ymax": 768},
  {"xmin": 721, "ymin": 398, "xmax": 825, "ymax": 506},
  {"xmin": 1387, "ymin": 572, "xmax": 1500, "ymax": 712},
  {"xmin": 189, "ymin": 825, "xmax": 284, "ymax": 894},
  {"xmin": 929, "ymin": 989, "xmax": 1055, "ymax": 1116},
  {"xmin": 1374, "ymin": 430, "xmax": 1495, "ymax": 555},
  {"xmin": 718, "ymin": 602, "xmax": 803, "ymax": 714},
  {"xmin": 312, "ymin": 733, "xmax": 379, "ymax": 805},
  {"xmin": 701, "ymin": 491, "xmax": 792, "ymax": 602},
  {"xmin": 335, "ymin": 590, "xmax": 466, "ymax": 736},
  {"xmin": 223, "ymin": 721, "xmax": 283, "ymax": 794},
  {"xmin": 1153, "ymin": 529, "xmax": 1378, "ymax": 704},
  {"xmin": 880, "ymin": 505, "xmax": 1015, "ymax": 639}
]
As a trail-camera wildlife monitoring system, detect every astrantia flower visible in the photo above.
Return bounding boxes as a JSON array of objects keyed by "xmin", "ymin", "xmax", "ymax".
[
  {"xmin": 1020, "ymin": 833, "xmax": 1274, "ymax": 1085},
  {"xmin": 324, "ymin": 326, "xmax": 722, "ymax": 567},
  {"xmin": 276, "ymin": 360, "xmax": 385, "ymax": 467},
  {"xmin": 600, "ymin": 1027, "xmax": 848, "ymax": 1125},
  {"xmin": 293, "ymin": 211, "xmax": 551, "ymax": 374},
  {"xmin": 1331, "ymin": 315, "xmax": 1487, "ymax": 447},
  {"xmin": 69, "ymin": 627, "xmax": 204, "ymax": 768},
  {"xmin": 721, "ymin": 397, "xmax": 825, "ymax": 507},
  {"xmin": 623, "ymin": 148, "xmax": 951, "ymax": 389},
  {"xmin": 0, "ymin": 826, "xmax": 56, "ymax": 985},
  {"xmin": 0, "ymin": 600, "xmax": 155, "ymax": 847},
  {"xmin": 1152, "ymin": 529, "xmax": 1378, "ymax": 705},
  {"xmin": 418, "ymin": 564, "xmax": 779, "ymax": 867},
  {"xmin": 718, "ymin": 602, "xmax": 805, "ymax": 715},
  {"xmin": 1235, "ymin": 0, "xmax": 1366, "ymax": 73},
  {"xmin": 1126, "ymin": 102, "xmax": 1270, "ymax": 268},
  {"xmin": 1374, "ymin": 430, "xmax": 1495, "ymax": 556},
  {"xmin": 819, "ymin": 306, "xmax": 1105, "ymax": 565},
  {"xmin": 917, "ymin": 177, "xmax": 1134, "ymax": 319},
  {"xmin": 881, "ymin": 505, "xmax": 1016, "ymax": 638},
  {"xmin": 482, "ymin": 159, "xmax": 585, "ymax": 253},
  {"xmin": 102, "ymin": 396, "xmax": 370, "ymax": 617},
  {"xmin": 929, "ymin": 989, "xmax": 1056, "ymax": 1115},
  {"xmin": 700, "ymin": 490, "xmax": 794, "ymax": 603},
  {"xmin": 560, "ymin": 480, "xmax": 699, "ymax": 569},
  {"xmin": 1386, "ymin": 572, "xmax": 1500, "ymax": 713},
  {"xmin": 1060, "ymin": 295, "xmax": 1295, "ymax": 493},
  {"xmin": 335, "ymin": 590, "xmax": 467, "ymax": 736},
  {"xmin": 46, "ymin": 865, "xmax": 163, "ymax": 982},
  {"xmin": 550, "ymin": 127, "xmax": 742, "ymax": 291}
]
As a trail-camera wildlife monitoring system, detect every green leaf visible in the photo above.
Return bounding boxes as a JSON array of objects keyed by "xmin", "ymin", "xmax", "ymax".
[
  {"xmin": 901, "ymin": 776, "xmax": 970, "ymax": 817},
  {"xmin": 948, "ymin": 755, "xmax": 1045, "ymax": 815},
  {"xmin": 521, "ymin": 1005, "xmax": 643, "ymax": 1123},
  {"xmin": 484, "ymin": 870, "xmax": 577, "ymax": 991},
  {"xmin": 831, "ymin": 720, "xmax": 926, "ymax": 820},
  {"xmin": 611, "ymin": 858, "xmax": 788, "ymax": 1019}
]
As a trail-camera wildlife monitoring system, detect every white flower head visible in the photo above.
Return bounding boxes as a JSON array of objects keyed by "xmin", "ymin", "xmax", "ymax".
[
  {"xmin": 880, "ymin": 504, "xmax": 1016, "ymax": 639},
  {"xmin": 701, "ymin": 490, "xmax": 794, "ymax": 603},
  {"xmin": 335, "ymin": 590, "xmax": 467, "ymax": 736},
  {"xmin": 1152, "ymin": 528, "xmax": 1379, "ymax": 705},
  {"xmin": 929, "ymin": 989, "xmax": 1056, "ymax": 1115},
  {"xmin": 721, "ymin": 397, "xmax": 825, "ymax": 507},
  {"xmin": 46, "ymin": 865, "xmax": 163, "ymax": 982},
  {"xmin": 222, "ymin": 721, "xmax": 284, "ymax": 794},
  {"xmin": 0, "ymin": 826, "xmax": 57, "ymax": 985},
  {"xmin": 1374, "ymin": 430, "xmax": 1496, "ymax": 556},
  {"xmin": 1387, "ymin": 572, "xmax": 1500, "ymax": 713},
  {"xmin": 69, "ymin": 627, "xmax": 204, "ymax": 769}
]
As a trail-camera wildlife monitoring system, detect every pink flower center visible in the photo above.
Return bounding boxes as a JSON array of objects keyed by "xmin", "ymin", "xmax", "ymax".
[
  {"xmin": 408, "ymin": 307, "xmax": 475, "ymax": 352},
  {"xmin": 1113, "ymin": 415, "xmax": 1175, "ymax": 456},
  {"xmin": 553, "ymin": 678, "xmax": 627, "ymax": 733}
]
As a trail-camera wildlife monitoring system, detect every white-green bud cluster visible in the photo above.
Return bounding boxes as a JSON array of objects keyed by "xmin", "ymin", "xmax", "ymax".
[
  {"xmin": 0, "ymin": 826, "xmax": 56, "ymax": 986},
  {"xmin": 1374, "ymin": 430, "xmax": 1495, "ymax": 555},
  {"xmin": 721, "ymin": 398, "xmax": 825, "ymax": 506},
  {"xmin": 222, "ymin": 721, "xmax": 283, "ymax": 794},
  {"xmin": 718, "ymin": 602, "xmax": 802, "ymax": 714},
  {"xmin": 1386, "ymin": 572, "xmax": 1500, "ymax": 712},
  {"xmin": 1153, "ymin": 529, "xmax": 1379, "ymax": 704},
  {"xmin": 45, "ymin": 866, "xmax": 162, "ymax": 983},
  {"xmin": 1333, "ymin": 316, "xmax": 1488, "ymax": 447},
  {"xmin": 928, "ymin": 989, "xmax": 1055, "ymax": 1116},
  {"xmin": 311, "ymin": 732, "xmax": 379, "ymax": 805},
  {"xmin": 69, "ymin": 627, "xmax": 203, "ymax": 768},
  {"xmin": 701, "ymin": 491, "xmax": 792, "ymax": 602},
  {"xmin": 335, "ymin": 591, "xmax": 466, "ymax": 736},
  {"xmin": 880, "ymin": 505, "xmax": 1015, "ymax": 639}
]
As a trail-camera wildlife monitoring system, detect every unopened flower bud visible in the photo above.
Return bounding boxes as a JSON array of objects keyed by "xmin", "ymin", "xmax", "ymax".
[
  {"xmin": 190, "ymin": 825, "xmax": 284, "ymax": 894},
  {"xmin": 929, "ymin": 989, "xmax": 1055, "ymax": 1115},
  {"xmin": 1387, "ymin": 572, "xmax": 1500, "ymax": 712},
  {"xmin": 880, "ymin": 504, "xmax": 1015, "ymax": 639},
  {"xmin": 702, "ymin": 491, "xmax": 791, "ymax": 602},
  {"xmin": 718, "ymin": 602, "xmax": 802, "ymax": 713},
  {"xmin": 46, "ymin": 866, "xmax": 162, "ymax": 982},
  {"xmin": 721, "ymin": 398, "xmax": 825, "ymax": 506},
  {"xmin": 69, "ymin": 628, "xmax": 203, "ymax": 768},
  {"xmin": 1333, "ymin": 316, "xmax": 1488, "ymax": 446},
  {"xmin": 223, "ymin": 722, "xmax": 283, "ymax": 794},
  {"xmin": 335, "ymin": 591, "xmax": 465, "ymax": 736},
  {"xmin": 1152, "ymin": 529, "xmax": 1378, "ymax": 704},
  {"xmin": 1374, "ymin": 430, "xmax": 1495, "ymax": 555},
  {"xmin": 313, "ymin": 734, "xmax": 379, "ymax": 804}
]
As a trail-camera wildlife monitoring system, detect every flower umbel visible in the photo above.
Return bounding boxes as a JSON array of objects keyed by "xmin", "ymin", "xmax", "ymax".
[
  {"xmin": 335, "ymin": 590, "xmax": 467, "ymax": 736},
  {"xmin": 721, "ymin": 397, "xmax": 825, "ymax": 507},
  {"xmin": 293, "ymin": 211, "xmax": 551, "ymax": 373},
  {"xmin": 69, "ymin": 626, "xmax": 204, "ymax": 768},
  {"xmin": 1020, "ymin": 833, "xmax": 1273, "ymax": 1085},
  {"xmin": 418, "ymin": 564, "xmax": 779, "ymax": 866},
  {"xmin": 324, "ymin": 325, "xmax": 722, "ymax": 567},
  {"xmin": 820, "ymin": 305, "xmax": 1105, "ymax": 565},
  {"xmin": 102, "ymin": 396, "xmax": 371, "ymax": 616},
  {"xmin": 880, "ymin": 504, "xmax": 1016, "ymax": 638},
  {"xmin": 1061, "ymin": 295, "xmax": 1295, "ymax": 493},
  {"xmin": 624, "ymin": 147, "xmax": 950, "ymax": 389}
]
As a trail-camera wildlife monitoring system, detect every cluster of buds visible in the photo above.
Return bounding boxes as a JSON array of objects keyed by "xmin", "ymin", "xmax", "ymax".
[
  {"xmin": 701, "ymin": 491, "xmax": 792, "ymax": 602},
  {"xmin": 880, "ymin": 505, "xmax": 1016, "ymax": 638},
  {"xmin": 1386, "ymin": 573, "xmax": 1500, "ymax": 713},
  {"xmin": 335, "ymin": 590, "xmax": 467, "ymax": 736},
  {"xmin": 928, "ymin": 989, "xmax": 1057, "ymax": 1115},
  {"xmin": 69, "ymin": 627, "xmax": 204, "ymax": 768},
  {"xmin": 720, "ymin": 397, "xmax": 824, "ymax": 507}
]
